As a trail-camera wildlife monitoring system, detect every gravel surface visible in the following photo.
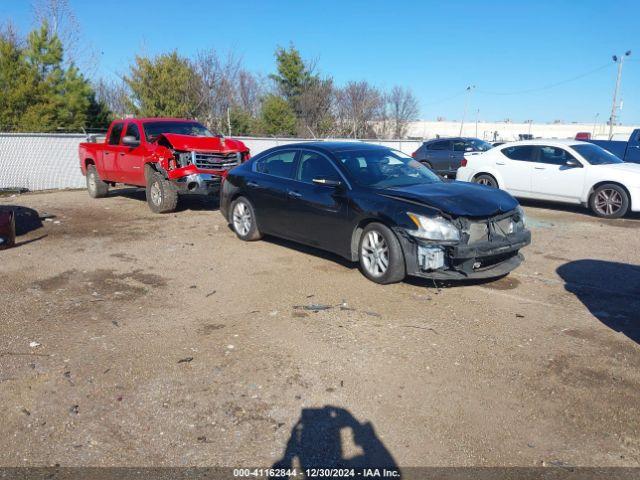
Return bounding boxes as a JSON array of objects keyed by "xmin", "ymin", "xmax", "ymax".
[{"xmin": 1, "ymin": 188, "xmax": 639, "ymax": 468}]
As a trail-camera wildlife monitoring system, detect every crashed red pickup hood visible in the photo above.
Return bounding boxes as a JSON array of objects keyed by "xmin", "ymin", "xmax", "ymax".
[{"xmin": 158, "ymin": 133, "xmax": 248, "ymax": 153}]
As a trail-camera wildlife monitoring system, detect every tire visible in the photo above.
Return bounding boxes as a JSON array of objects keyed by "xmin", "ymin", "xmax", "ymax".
[
  {"xmin": 473, "ymin": 174, "xmax": 498, "ymax": 188},
  {"xmin": 86, "ymin": 165, "xmax": 109, "ymax": 198},
  {"xmin": 230, "ymin": 196, "xmax": 262, "ymax": 241},
  {"xmin": 358, "ymin": 222, "xmax": 406, "ymax": 284},
  {"xmin": 589, "ymin": 183, "xmax": 629, "ymax": 218},
  {"xmin": 146, "ymin": 170, "xmax": 178, "ymax": 213}
]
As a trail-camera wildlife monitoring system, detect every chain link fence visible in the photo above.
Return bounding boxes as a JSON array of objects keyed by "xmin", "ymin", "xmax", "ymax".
[{"xmin": 0, "ymin": 133, "xmax": 423, "ymax": 191}]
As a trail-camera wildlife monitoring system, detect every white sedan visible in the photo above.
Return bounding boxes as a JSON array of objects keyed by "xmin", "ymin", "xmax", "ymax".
[{"xmin": 456, "ymin": 139, "xmax": 640, "ymax": 218}]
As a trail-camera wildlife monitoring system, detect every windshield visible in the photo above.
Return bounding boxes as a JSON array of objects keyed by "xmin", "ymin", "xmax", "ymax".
[
  {"xmin": 336, "ymin": 148, "xmax": 441, "ymax": 188},
  {"xmin": 572, "ymin": 144, "xmax": 623, "ymax": 165},
  {"xmin": 142, "ymin": 121, "xmax": 214, "ymax": 142},
  {"xmin": 469, "ymin": 139, "xmax": 493, "ymax": 151}
]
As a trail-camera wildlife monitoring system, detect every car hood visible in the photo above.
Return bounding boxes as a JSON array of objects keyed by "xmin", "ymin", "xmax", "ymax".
[
  {"xmin": 382, "ymin": 181, "xmax": 519, "ymax": 217},
  {"xmin": 158, "ymin": 133, "xmax": 248, "ymax": 152},
  {"xmin": 594, "ymin": 162, "xmax": 640, "ymax": 174}
]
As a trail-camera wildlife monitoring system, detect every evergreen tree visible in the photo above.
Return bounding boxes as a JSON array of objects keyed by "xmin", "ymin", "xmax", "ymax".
[
  {"xmin": 125, "ymin": 51, "xmax": 200, "ymax": 118},
  {"xmin": 260, "ymin": 94, "xmax": 296, "ymax": 136}
]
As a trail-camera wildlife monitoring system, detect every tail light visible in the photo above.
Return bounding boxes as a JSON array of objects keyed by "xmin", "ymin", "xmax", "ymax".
[
  {"xmin": 461, "ymin": 158, "xmax": 468, "ymax": 167},
  {"xmin": 411, "ymin": 151, "xmax": 417, "ymax": 158},
  {"xmin": 242, "ymin": 151, "xmax": 251, "ymax": 162}
]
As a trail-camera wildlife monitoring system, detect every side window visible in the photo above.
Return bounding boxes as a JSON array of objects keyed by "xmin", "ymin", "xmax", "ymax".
[
  {"xmin": 108, "ymin": 123, "xmax": 124, "ymax": 145},
  {"xmin": 452, "ymin": 140, "xmax": 467, "ymax": 152},
  {"xmin": 254, "ymin": 151, "xmax": 297, "ymax": 179},
  {"xmin": 297, "ymin": 152, "xmax": 341, "ymax": 183},
  {"xmin": 125, "ymin": 123, "xmax": 141, "ymax": 142},
  {"xmin": 501, "ymin": 146, "xmax": 535, "ymax": 162},
  {"xmin": 537, "ymin": 146, "xmax": 575, "ymax": 165},
  {"xmin": 428, "ymin": 140, "xmax": 450, "ymax": 151}
]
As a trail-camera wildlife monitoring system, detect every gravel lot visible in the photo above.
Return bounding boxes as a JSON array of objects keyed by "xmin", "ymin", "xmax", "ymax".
[{"xmin": 1, "ymin": 188, "xmax": 639, "ymax": 468}]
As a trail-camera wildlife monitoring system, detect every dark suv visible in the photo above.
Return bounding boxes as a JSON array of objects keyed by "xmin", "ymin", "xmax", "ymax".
[{"xmin": 412, "ymin": 137, "xmax": 493, "ymax": 177}]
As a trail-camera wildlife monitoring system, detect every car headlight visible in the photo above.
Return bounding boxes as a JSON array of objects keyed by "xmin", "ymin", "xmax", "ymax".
[
  {"xmin": 407, "ymin": 213, "xmax": 460, "ymax": 242},
  {"xmin": 515, "ymin": 206, "xmax": 527, "ymax": 229}
]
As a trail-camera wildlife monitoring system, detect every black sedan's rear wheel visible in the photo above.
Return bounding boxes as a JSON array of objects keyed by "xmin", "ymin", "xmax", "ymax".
[
  {"xmin": 589, "ymin": 183, "xmax": 629, "ymax": 218},
  {"xmin": 358, "ymin": 223, "xmax": 406, "ymax": 284}
]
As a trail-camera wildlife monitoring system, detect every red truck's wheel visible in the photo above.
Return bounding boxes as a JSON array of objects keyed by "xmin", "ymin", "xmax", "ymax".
[
  {"xmin": 146, "ymin": 170, "xmax": 178, "ymax": 214},
  {"xmin": 86, "ymin": 165, "xmax": 109, "ymax": 198}
]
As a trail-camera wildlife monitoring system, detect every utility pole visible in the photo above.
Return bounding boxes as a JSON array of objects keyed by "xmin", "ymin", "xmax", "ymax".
[
  {"xmin": 475, "ymin": 108, "xmax": 480, "ymax": 137},
  {"xmin": 459, "ymin": 85, "xmax": 475, "ymax": 136},
  {"xmin": 608, "ymin": 51, "xmax": 631, "ymax": 140}
]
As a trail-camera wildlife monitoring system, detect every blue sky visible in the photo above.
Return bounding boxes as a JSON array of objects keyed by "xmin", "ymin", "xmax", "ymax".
[{"xmin": 2, "ymin": 0, "xmax": 639, "ymax": 123}]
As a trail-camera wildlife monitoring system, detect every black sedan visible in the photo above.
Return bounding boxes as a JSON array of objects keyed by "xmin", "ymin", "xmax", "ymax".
[{"xmin": 220, "ymin": 142, "xmax": 531, "ymax": 284}]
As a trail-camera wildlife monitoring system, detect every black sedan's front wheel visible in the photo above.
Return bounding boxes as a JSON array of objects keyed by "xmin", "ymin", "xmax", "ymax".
[{"xmin": 358, "ymin": 223, "xmax": 406, "ymax": 284}]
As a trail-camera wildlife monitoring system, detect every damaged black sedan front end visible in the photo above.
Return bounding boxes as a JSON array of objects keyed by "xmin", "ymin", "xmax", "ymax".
[{"xmin": 397, "ymin": 207, "xmax": 531, "ymax": 280}]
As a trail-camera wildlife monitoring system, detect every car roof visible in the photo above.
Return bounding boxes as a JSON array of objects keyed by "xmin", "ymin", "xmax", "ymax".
[
  {"xmin": 268, "ymin": 141, "xmax": 393, "ymax": 154},
  {"xmin": 497, "ymin": 139, "xmax": 588, "ymax": 148},
  {"xmin": 115, "ymin": 118, "xmax": 198, "ymax": 123}
]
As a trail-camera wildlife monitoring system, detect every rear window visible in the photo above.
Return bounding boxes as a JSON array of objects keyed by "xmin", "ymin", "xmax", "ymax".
[
  {"xmin": 502, "ymin": 145, "xmax": 535, "ymax": 161},
  {"xmin": 427, "ymin": 140, "xmax": 450, "ymax": 151},
  {"xmin": 108, "ymin": 123, "xmax": 124, "ymax": 145}
]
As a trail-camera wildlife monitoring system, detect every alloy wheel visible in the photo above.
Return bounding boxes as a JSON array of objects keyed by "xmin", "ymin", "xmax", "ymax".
[
  {"xmin": 150, "ymin": 181, "xmax": 162, "ymax": 206},
  {"xmin": 361, "ymin": 230, "xmax": 389, "ymax": 277},
  {"xmin": 233, "ymin": 202, "xmax": 252, "ymax": 236},
  {"xmin": 594, "ymin": 188, "xmax": 623, "ymax": 216}
]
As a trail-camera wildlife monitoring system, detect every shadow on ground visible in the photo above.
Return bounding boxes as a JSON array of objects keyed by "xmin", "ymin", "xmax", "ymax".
[
  {"xmin": 0, "ymin": 205, "xmax": 46, "ymax": 248},
  {"xmin": 272, "ymin": 406, "xmax": 399, "ymax": 474},
  {"xmin": 557, "ymin": 259, "xmax": 640, "ymax": 344},
  {"xmin": 263, "ymin": 235, "xmax": 356, "ymax": 270},
  {"xmin": 108, "ymin": 187, "xmax": 220, "ymax": 212}
]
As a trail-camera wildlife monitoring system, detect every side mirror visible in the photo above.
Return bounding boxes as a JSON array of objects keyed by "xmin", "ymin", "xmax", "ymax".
[
  {"xmin": 312, "ymin": 178, "xmax": 342, "ymax": 187},
  {"xmin": 122, "ymin": 135, "xmax": 140, "ymax": 147},
  {"xmin": 565, "ymin": 158, "xmax": 582, "ymax": 168},
  {"xmin": 465, "ymin": 147, "xmax": 474, "ymax": 152}
]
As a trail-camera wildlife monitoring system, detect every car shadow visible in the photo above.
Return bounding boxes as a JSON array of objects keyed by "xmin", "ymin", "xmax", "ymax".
[
  {"xmin": 272, "ymin": 406, "xmax": 400, "ymax": 474},
  {"xmin": 517, "ymin": 198, "xmax": 640, "ymax": 221},
  {"xmin": 557, "ymin": 260, "xmax": 640, "ymax": 345},
  {"xmin": 0, "ymin": 205, "xmax": 47, "ymax": 248},
  {"xmin": 262, "ymin": 235, "xmax": 357, "ymax": 270},
  {"xmin": 108, "ymin": 187, "xmax": 220, "ymax": 212}
]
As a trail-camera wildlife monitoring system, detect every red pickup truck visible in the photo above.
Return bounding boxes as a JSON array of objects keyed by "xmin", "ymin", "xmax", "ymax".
[{"xmin": 78, "ymin": 118, "xmax": 250, "ymax": 213}]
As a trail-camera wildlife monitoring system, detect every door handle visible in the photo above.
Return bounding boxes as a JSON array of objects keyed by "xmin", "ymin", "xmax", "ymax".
[
  {"xmin": 534, "ymin": 166, "xmax": 545, "ymax": 170},
  {"xmin": 246, "ymin": 181, "xmax": 260, "ymax": 188},
  {"xmin": 287, "ymin": 190, "xmax": 302, "ymax": 199},
  {"xmin": 104, "ymin": 152, "xmax": 111, "ymax": 155},
  {"xmin": 496, "ymin": 161, "xmax": 505, "ymax": 165},
  {"xmin": 119, "ymin": 152, "xmax": 125, "ymax": 156}
]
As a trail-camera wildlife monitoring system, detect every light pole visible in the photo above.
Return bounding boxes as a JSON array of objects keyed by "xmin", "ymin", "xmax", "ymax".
[
  {"xmin": 459, "ymin": 85, "xmax": 475, "ymax": 136},
  {"xmin": 592, "ymin": 113, "xmax": 599, "ymax": 137},
  {"xmin": 475, "ymin": 108, "xmax": 480, "ymax": 137},
  {"xmin": 608, "ymin": 51, "xmax": 631, "ymax": 140}
]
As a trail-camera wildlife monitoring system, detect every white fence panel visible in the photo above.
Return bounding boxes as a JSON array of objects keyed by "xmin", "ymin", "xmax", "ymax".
[
  {"xmin": 0, "ymin": 133, "xmax": 425, "ymax": 191},
  {"xmin": 0, "ymin": 134, "xmax": 86, "ymax": 190}
]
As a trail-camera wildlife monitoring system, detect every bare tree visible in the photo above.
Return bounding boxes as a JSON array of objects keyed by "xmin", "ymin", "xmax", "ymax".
[
  {"xmin": 237, "ymin": 69, "xmax": 264, "ymax": 116},
  {"xmin": 385, "ymin": 86, "xmax": 419, "ymax": 139},
  {"xmin": 296, "ymin": 77, "xmax": 335, "ymax": 138},
  {"xmin": 31, "ymin": 0, "xmax": 98, "ymax": 73},
  {"xmin": 191, "ymin": 49, "xmax": 243, "ymax": 132},
  {"xmin": 335, "ymin": 81, "xmax": 383, "ymax": 138},
  {"xmin": 94, "ymin": 78, "xmax": 130, "ymax": 118}
]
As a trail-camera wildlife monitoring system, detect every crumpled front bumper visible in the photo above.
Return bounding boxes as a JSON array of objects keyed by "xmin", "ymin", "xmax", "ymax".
[
  {"xmin": 397, "ymin": 228, "xmax": 531, "ymax": 280},
  {"xmin": 171, "ymin": 173, "xmax": 222, "ymax": 195}
]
